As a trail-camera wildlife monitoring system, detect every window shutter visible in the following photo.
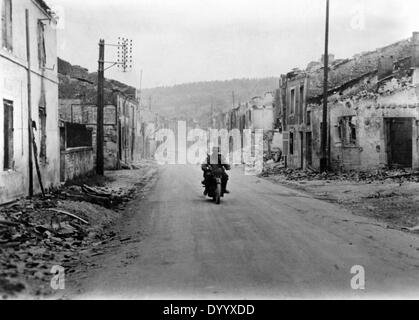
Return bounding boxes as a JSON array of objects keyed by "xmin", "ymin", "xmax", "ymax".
[
  {"xmin": 283, "ymin": 131, "xmax": 289, "ymax": 155},
  {"xmin": 8, "ymin": 102, "xmax": 13, "ymax": 165},
  {"xmin": 3, "ymin": 100, "xmax": 13, "ymax": 170}
]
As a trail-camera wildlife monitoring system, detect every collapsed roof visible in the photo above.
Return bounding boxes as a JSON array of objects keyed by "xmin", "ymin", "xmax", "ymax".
[{"xmin": 285, "ymin": 37, "xmax": 413, "ymax": 101}]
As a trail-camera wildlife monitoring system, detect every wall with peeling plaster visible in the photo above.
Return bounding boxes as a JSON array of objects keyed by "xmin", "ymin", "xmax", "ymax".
[
  {"xmin": 310, "ymin": 70, "xmax": 419, "ymax": 171},
  {"xmin": 59, "ymin": 98, "xmax": 119, "ymax": 170},
  {"xmin": 282, "ymin": 32, "xmax": 419, "ymax": 172},
  {"xmin": 0, "ymin": 0, "xmax": 59, "ymax": 204},
  {"xmin": 61, "ymin": 147, "xmax": 94, "ymax": 181}
]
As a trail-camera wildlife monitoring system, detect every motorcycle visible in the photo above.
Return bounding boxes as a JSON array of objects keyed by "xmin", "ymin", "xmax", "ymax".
[{"xmin": 203, "ymin": 165, "xmax": 225, "ymax": 205}]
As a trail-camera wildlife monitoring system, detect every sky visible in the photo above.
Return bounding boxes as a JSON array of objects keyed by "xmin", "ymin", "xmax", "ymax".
[{"xmin": 47, "ymin": 0, "xmax": 419, "ymax": 89}]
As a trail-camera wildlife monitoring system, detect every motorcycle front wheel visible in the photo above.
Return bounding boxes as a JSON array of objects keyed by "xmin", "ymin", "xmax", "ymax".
[{"xmin": 215, "ymin": 183, "xmax": 221, "ymax": 205}]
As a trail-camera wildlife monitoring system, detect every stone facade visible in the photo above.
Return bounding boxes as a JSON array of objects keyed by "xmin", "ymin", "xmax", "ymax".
[
  {"xmin": 59, "ymin": 99, "xmax": 119, "ymax": 170},
  {"xmin": 281, "ymin": 32, "xmax": 419, "ymax": 171},
  {"xmin": 311, "ymin": 69, "xmax": 419, "ymax": 171},
  {"xmin": 211, "ymin": 91, "xmax": 281, "ymax": 162},
  {"xmin": 61, "ymin": 147, "xmax": 94, "ymax": 182},
  {"xmin": 58, "ymin": 56, "xmax": 168, "ymax": 170}
]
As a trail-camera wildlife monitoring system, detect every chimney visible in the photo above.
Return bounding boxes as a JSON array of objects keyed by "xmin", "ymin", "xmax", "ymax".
[{"xmin": 377, "ymin": 55, "xmax": 394, "ymax": 80}]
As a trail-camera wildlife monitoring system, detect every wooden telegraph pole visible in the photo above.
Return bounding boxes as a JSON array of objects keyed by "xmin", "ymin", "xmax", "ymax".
[
  {"xmin": 96, "ymin": 39, "xmax": 105, "ymax": 175},
  {"xmin": 320, "ymin": 0, "xmax": 330, "ymax": 173},
  {"xmin": 95, "ymin": 37, "xmax": 133, "ymax": 174}
]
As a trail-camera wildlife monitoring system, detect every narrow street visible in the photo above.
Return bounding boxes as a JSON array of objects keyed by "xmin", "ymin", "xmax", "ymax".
[
  {"xmin": 69, "ymin": 165, "xmax": 419, "ymax": 299},
  {"xmin": 4, "ymin": 0, "xmax": 419, "ymax": 306}
]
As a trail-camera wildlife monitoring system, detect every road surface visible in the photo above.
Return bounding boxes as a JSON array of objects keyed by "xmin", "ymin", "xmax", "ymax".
[{"xmin": 70, "ymin": 165, "xmax": 419, "ymax": 299}]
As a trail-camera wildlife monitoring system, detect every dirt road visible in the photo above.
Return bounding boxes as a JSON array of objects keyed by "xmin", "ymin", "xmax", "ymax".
[{"xmin": 69, "ymin": 165, "xmax": 419, "ymax": 299}]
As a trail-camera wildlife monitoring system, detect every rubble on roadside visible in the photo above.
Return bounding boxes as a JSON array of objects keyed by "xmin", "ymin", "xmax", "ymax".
[
  {"xmin": 259, "ymin": 163, "xmax": 419, "ymax": 183},
  {"xmin": 259, "ymin": 163, "xmax": 419, "ymax": 232},
  {"xmin": 0, "ymin": 180, "xmax": 138, "ymax": 298}
]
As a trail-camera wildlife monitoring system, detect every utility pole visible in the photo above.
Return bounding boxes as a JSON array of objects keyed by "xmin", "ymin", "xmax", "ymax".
[
  {"xmin": 95, "ymin": 37, "xmax": 133, "ymax": 174},
  {"xmin": 232, "ymin": 91, "xmax": 235, "ymax": 108},
  {"xmin": 138, "ymin": 69, "xmax": 143, "ymax": 103},
  {"xmin": 210, "ymin": 97, "xmax": 214, "ymax": 128},
  {"xmin": 96, "ymin": 39, "xmax": 105, "ymax": 175},
  {"xmin": 320, "ymin": 0, "xmax": 330, "ymax": 173},
  {"xmin": 25, "ymin": 9, "xmax": 33, "ymax": 197}
]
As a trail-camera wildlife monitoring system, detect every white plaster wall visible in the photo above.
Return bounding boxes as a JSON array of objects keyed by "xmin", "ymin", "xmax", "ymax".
[
  {"xmin": 0, "ymin": 0, "xmax": 59, "ymax": 203},
  {"xmin": 252, "ymin": 108, "xmax": 274, "ymax": 131}
]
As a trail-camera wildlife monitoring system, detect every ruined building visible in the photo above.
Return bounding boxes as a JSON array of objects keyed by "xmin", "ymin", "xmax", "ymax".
[
  {"xmin": 214, "ymin": 91, "xmax": 282, "ymax": 162},
  {"xmin": 58, "ymin": 58, "xmax": 164, "ymax": 180},
  {"xmin": 0, "ymin": 0, "xmax": 60, "ymax": 204},
  {"xmin": 281, "ymin": 33, "xmax": 419, "ymax": 171}
]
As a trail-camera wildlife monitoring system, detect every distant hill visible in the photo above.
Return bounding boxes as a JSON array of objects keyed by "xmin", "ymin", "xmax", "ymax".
[
  {"xmin": 141, "ymin": 78, "xmax": 279, "ymax": 124},
  {"xmin": 58, "ymin": 57, "xmax": 279, "ymax": 123}
]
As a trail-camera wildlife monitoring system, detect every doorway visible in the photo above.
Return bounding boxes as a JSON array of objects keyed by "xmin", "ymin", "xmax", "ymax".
[
  {"xmin": 3, "ymin": 99, "xmax": 13, "ymax": 170},
  {"xmin": 118, "ymin": 120, "xmax": 122, "ymax": 161},
  {"xmin": 299, "ymin": 132, "xmax": 304, "ymax": 169},
  {"xmin": 385, "ymin": 118, "xmax": 413, "ymax": 168},
  {"xmin": 306, "ymin": 132, "xmax": 312, "ymax": 166}
]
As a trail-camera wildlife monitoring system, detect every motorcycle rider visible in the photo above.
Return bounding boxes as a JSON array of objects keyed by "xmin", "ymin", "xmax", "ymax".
[{"xmin": 201, "ymin": 146, "xmax": 231, "ymax": 195}]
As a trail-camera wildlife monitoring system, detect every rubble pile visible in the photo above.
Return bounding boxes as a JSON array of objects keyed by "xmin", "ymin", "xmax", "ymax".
[
  {"xmin": 0, "ymin": 184, "xmax": 137, "ymax": 298},
  {"xmin": 260, "ymin": 163, "xmax": 419, "ymax": 183},
  {"xmin": 53, "ymin": 184, "xmax": 136, "ymax": 209}
]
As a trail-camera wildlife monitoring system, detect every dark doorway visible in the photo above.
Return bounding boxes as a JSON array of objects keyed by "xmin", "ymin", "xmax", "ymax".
[
  {"xmin": 289, "ymin": 132, "xmax": 294, "ymax": 155},
  {"xmin": 385, "ymin": 118, "xmax": 412, "ymax": 168},
  {"xmin": 118, "ymin": 120, "xmax": 122, "ymax": 161},
  {"xmin": 306, "ymin": 132, "xmax": 312, "ymax": 166},
  {"xmin": 59, "ymin": 126, "xmax": 65, "ymax": 182},
  {"xmin": 299, "ymin": 132, "xmax": 304, "ymax": 169}
]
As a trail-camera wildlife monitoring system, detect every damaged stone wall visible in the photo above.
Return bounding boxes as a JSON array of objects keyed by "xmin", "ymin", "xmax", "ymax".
[
  {"xmin": 61, "ymin": 147, "xmax": 94, "ymax": 181},
  {"xmin": 282, "ymin": 32, "xmax": 419, "ymax": 172},
  {"xmin": 310, "ymin": 69, "xmax": 419, "ymax": 171},
  {"xmin": 251, "ymin": 106, "xmax": 274, "ymax": 131},
  {"xmin": 59, "ymin": 99, "xmax": 119, "ymax": 170},
  {"xmin": 282, "ymin": 74, "xmax": 310, "ymax": 169},
  {"xmin": 307, "ymin": 39, "xmax": 412, "ymax": 99},
  {"xmin": 58, "ymin": 57, "xmax": 151, "ymax": 168},
  {"xmin": 116, "ymin": 95, "xmax": 143, "ymax": 165}
]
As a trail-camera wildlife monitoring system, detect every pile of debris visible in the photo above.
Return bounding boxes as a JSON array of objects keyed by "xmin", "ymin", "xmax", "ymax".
[
  {"xmin": 53, "ymin": 184, "xmax": 136, "ymax": 209},
  {"xmin": 260, "ymin": 163, "xmax": 419, "ymax": 183},
  {"xmin": 0, "ymin": 184, "xmax": 136, "ymax": 298}
]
